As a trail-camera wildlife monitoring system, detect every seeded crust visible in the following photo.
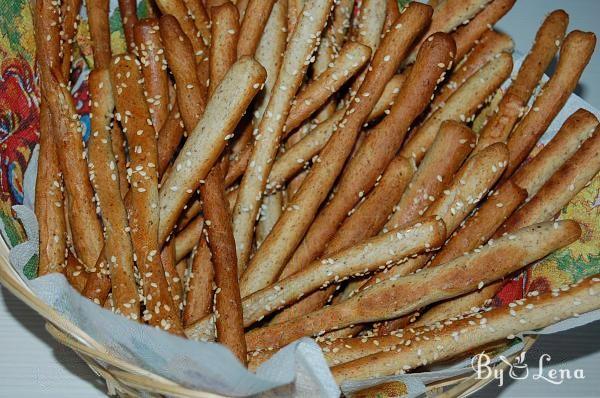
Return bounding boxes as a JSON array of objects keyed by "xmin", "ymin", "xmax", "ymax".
[
  {"xmin": 183, "ymin": 234, "xmax": 214, "ymax": 328},
  {"xmin": 237, "ymin": 0, "xmax": 277, "ymax": 58},
  {"xmin": 60, "ymin": 0, "xmax": 82, "ymax": 79},
  {"xmin": 183, "ymin": 0, "xmax": 211, "ymax": 45},
  {"xmin": 86, "ymin": 0, "xmax": 112, "ymax": 68},
  {"xmin": 209, "ymin": 3, "xmax": 239, "ymax": 97},
  {"xmin": 118, "ymin": 0, "xmax": 137, "ymax": 51}
]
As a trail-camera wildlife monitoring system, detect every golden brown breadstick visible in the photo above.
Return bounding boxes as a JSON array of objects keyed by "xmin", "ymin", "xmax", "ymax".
[
  {"xmin": 433, "ymin": 30, "xmax": 514, "ymax": 110},
  {"xmin": 119, "ymin": 0, "xmax": 138, "ymax": 51},
  {"xmin": 159, "ymin": 58, "xmax": 266, "ymax": 244},
  {"xmin": 111, "ymin": 55, "xmax": 183, "ymax": 335},
  {"xmin": 332, "ymin": 272, "xmax": 597, "ymax": 382},
  {"xmin": 400, "ymin": 52, "xmax": 512, "ymax": 164},
  {"xmin": 81, "ymin": 253, "xmax": 112, "ymax": 305},
  {"xmin": 110, "ymin": 122, "xmax": 129, "ymax": 196},
  {"xmin": 87, "ymin": 0, "xmax": 112, "ymax": 68},
  {"xmin": 184, "ymin": 0, "xmax": 212, "ymax": 45},
  {"xmin": 209, "ymin": 2, "xmax": 240, "ymax": 96},
  {"xmin": 237, "ymin": 0, "xmax": 277, "ymax": 57},
  {"xmin": 245, "ymin": 220, "xmax": 581, "ymax": 350},
  {"xmin": 65, "ymin": 251, "xmax": 89, "ymax": 293},
  {"xmin": 42, "ymin": 71, "xmax": 104, "ymax": 271},
  {"xmin": 256, "ymin": 192, "xmax": 283, "ymax": 248},
  {"xmin": 88, "ymin": 69, "xmax": 139, "ymax": 319},
  {"xmin": 240, "ymin": 3, "xmax": 434, "ymax": 296},
  {"xmin": 499, "ymin": 126, "xmax": 600, "ymax": 234},
  {"xmin": 504, "ymin": 31, "xmax": 596, "ymax": 177},
  {"xmin": 134, "ymin": 19, "xmax": 170, "ymax": 132},
  {"xmin": 285, "ymin": 42, "xmax": 371, "ymax": 132},
  {"xmin": 183, "ymin": 234, "xmax": 215, "ymax": 327},
  {"xmin": 160, "ymin": 241, "xmax": 185, "ymax": 316},
  {"xmin": 157, "ymin": 106, "xmax": 186, "ymax": 176},
  {"xmin": 366, "ymin": 74, "xmax": 406, "ymax": 121},
  {"xmin": 60, "ymin": 0, "xmax": 82, "ymax": 79},
  {"xmin": 232, "ymin": 0, "xmax": 335, "ymax": 274},
  {"xmin": 200, "ymin": 164, "xmax": 247, "ymax": 363},
  {"xmin": 512, "ymin": 108, "xmax": 598, "ymax": 198},
  {"xmin": 474, "ymin": 10, "xmax": 569, "ymax": 154},
  {"xmin": 384, "ymin": 0, "xmax": 400, "ymax": 32},
  {"xmin": 328, "ymin": 0, "xmax": 354, "ymax": 53},
  {"xmin": 282, "ymin": 33, "xmax": 455, "ymax": 279},
  {"xmin": 175, "ymin": 215, "xmax": 205, "ymax": 261}
]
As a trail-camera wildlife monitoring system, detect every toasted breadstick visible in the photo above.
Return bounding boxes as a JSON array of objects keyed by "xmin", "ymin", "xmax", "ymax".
[
  {"xmin": 256, "ymin": 192, "xmax": 283, "ymax": 248},
  {"xmin": 367, "ymin": 73, "xmax": 405, "ymax": 121},
  {"xmin": 111, "ymin": 55, "xmax": 183, "ymax": 335},
  {"xmin": 512, "ymin": 109, "xmax": 598, "ymax": 198},
  {"xmin": 60, "ymin": 0, "xmax": 82, "ymax": 79},
  {"xmin": 385, "ymin": 121, "xmax": 475, "ymax": 231},
  {"xmin": 400, "ymin": 52, "xmax": 512, "ymax": 164},
  {"xmin": 87, "ymin": 0, "xmax": 112, "ymax": 68},
  {"xmin": 209, "ymin": 3, "xmax": 240, "ymax": 96},
  {"xmin": 65, "ymin": 251, "xmax": 89, "ymax": 293},
  {"xmin": 282, "ymin": 34, "xmax": 455, "ymax": 280},
  {"xmin": 42, "ymin": 71, "xmax": 104, "ymax": 271},
  {"xmin": 474, "ymin": 10, "xmax": 569, "ymax": 154},
  {"xmin": 285, "ymin": 42, "xmax": 372, "ymax": 132},
  {"xmin": 232, "ymin": 0, "xmax": 335, "ymax": 274},
  {"xmin": 504, "ymin": 31, "xmax": 596, "ymax": 177},
  {"xmin": 160, "ymin": 241, "xmax": 184, "ymax": 316},
  {"xmin": 240, "ymin": 4, "xmax": 433, "ymax": 297},
  {"xmin": 384, "ymin": 0, "xmax": 400, "ymax": 32},
  {"xmin": 185, "ymin": 219, "xmax": 445, "ymax": 339},
  {"xmin": 110, "ymin": 122, "xmax": 129, "ymax": 196},
  {"xmin": 88, "ymin": 69, "xmax": 139, "ymax": 319},
  {"xmin": 499, "ymin": 126, "xmax": 600, "ymax": 234},
  {"xmin": 184, "ymin": 0, "xmax": 212, "ymax": 44},
  {"xmin": 157, "ymin": 106, "xmax": 186, "ymax": 176},
  {"xmin": 433, "ymin": 30, "xmax": 513, "ymax": 110},
  {"xmin": 245, "ymin": 220, "xmax": 581, "ymax": 350},
  {"xmin": 452, "ymin": 0, "xmax": 516, "ymax": 61},
  {"xmin": 119, "ymin": 0, "xmax": 138, "ymax": 51},
  {"xmin": 134, "ymin": 19, "xmax": 170, "ymax": 133},
  {"xmin": 81, "ymin": 253, "xmax": 112, "ymax": 304},
  {"xmin": 175, "ymin": 215, "xmax": 205, "ymax": 261},
  {"xmin": 200, "ymin": 165, "xmax": 247, "ymax": 363},
  {"xmin": 183, "ymin": 234, "xmax": 215, "ymax": 327},
  {"xmin": 332, "ymin": 272, "xmax": 597, "ymax": 382},
  {"xmin": 159, "ymin": 58, "xmax": 266, "ymax": 244},
  {"xmin": 237, "ymin": 0, "xmax": 277, "ymax": 57}
]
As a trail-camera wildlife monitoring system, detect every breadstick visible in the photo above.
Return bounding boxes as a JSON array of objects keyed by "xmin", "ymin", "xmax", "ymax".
[
  {"xmin": 159, "ymin": 58, "xmax": 266, "ymax": 244},
  {"xmin": 282, "ymin": 33, "xmax": 455, "ymax": 279},
  {"xmin": 232, "ymin": 0, "xmax": 335, "ymax": 274},
  {"xmin": 60, "ymin": 0, "xmax": 82, "ymax": 79},
  {"xmin": 328, "ymin": 0, "xmax": 354, "ymax": 53},
  {"xmin": 110, "ymin": 122, "xmax": 129, "ymax": 196},
  {"xmin": 240, "ymin": 4, "xmax": 434, "ymax": 297},
  {"xmin": 185, "ymin": 219, "xmax": 445, "ymax": 339},
  {"xmin": 200, "ymin": 164, "xmax": 247, "ymax": 363},
  {"xmin": 285, "ymin": 42, "xmax": 372, "ymax": 132},
  {"xmin": 65, "ymin": 251, "xmax": 89, "ymax": 293},
  {"xmin": 512, "ymin": 108, "xmax": 598, "ymax": 198},
  {"xmin": 160, "ymin": 241, "xmax": 185, "ymax": 316},
  {"xmin": 86, "ymin": 0, "xmax": 112, "ymax": 68},
  {"xmin": 244, "ymin": 220, "xmax": 581, "ymax": 350},
  {"xmin": 157, "ymin": 106, "xmax": 186, "ymax": 176},
  {"xmin": 118, "ymin": 0, "xmax": 138, "ymax": 51},
  {"xmin": 367, "ymin": 73, "xmax": 405, "ymax": 121},
  {"xmin": 88, "ymin": 69, "xmax": 139, "ymax": 319},
  {"xmin": 433, "ymin": 30, "xmax": 513, "ymax": 110},
  {"xmin": 256, "ymin": 192, "xmax": 283, "ymax": 248},
  {"xmin": 183, "ymin": 234, "xmax": 215, "ymax": 327},
  {"xmin": 160, "ymin": 15, "xmax": 207, "ymax": 132},
  {"xmin": 206, "ymin": 0, "xmax": 230, "ymax": 9},
  {"xmin": 209, "ymin": 2, "xmax": 240, "ymax": 96},
  {"xmin": 331, "ymin": 272, "xmax": 598, "ymax": 382},
  {"xmin": 452, "ymin": 0, "xmax": 516, "ymax": 61},
  {"xmin": 42, "ymin": 71, "xmax": 104, "ymax": 270},
  {"xmin": 175, "ymin": 215, "xmax": 205, "ymax": 262},
  {"xmin": 287, "ymin": 0, "xmax": 304, "ymax": 35},
  {"xmin": 504, "ymin": 31, "xmax": 596, "ymax": 177},
  {"xmin": 385, "ymin": 121, "xmax": 475, "ymax": 231},
  {"xmin": 111, "ymin": 55, "xmax": 183, "ymax": 335},
  {"xmin": 81, "ymin": 253, "xmax": 112, "ymax": 305},
  {"xmin": 474, "ymin": 10, "xmax": 569, "ymax": 154},
  {"xmin": 399, "ymin": 52, "xmax": 512, "ymax": 164},
  {"xmin": 134, "ymin": 19, "xmax": 170, "ymax": 132},
  {"xmin": 183, "ymin": 0, "xmax": 212, "ymax": 45},
  {"xmin": 237, "ymin": 0, "xmax": 277, "ymax": 57},
  {"xmin": 384, "ymin": 0, "xmax": 400, "ymax": 32},
  {"xmin": 499, "ymin": 126, "xmax": 600, "ymax": 234}
]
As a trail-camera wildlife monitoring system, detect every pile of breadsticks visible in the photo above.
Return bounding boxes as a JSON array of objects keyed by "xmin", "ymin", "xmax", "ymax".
[{"xmin": 33, "ymin": 0, "xmax": 600, "ymax": 382}]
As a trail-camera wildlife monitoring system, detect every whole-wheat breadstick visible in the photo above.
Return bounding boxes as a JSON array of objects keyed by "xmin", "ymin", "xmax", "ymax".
[
  {"xmin": 386, "ymin": 121, "xmax": 476, "ymax": 231},
  {"xmin": 474, "ymin": 10, "xmax": 569, "ymax": 154},
  {"xmin": 119, "ymin": 0, "xmax": 138, "ymax": 51},
  {"xmin": 60, "ymin": 0, "xmax": 82, "ymax": 79},
  {"xmin": 88, "ymin": 69, "xmax": 139, "ymax": 319},
  {"xmin": 183, "ymin": 234, "xmax": 215, "ymax": 327},
  {"xmin": 86, "ymin": 0, "xmax": 112, "ymax": 68},
  {"xmin": 499, "ymin": 126, "xmax": 600, "ymax": 235},
  {"xmin": 512, "ymin": 108, "xmax": 598, "ymax": 198},
  {"xmin": 433, "ymin": 30, "xmax": 513, "ymax": 110},
  {"xmin": 285, "ymin": 42, "xmax": 371, "ymax": 132},
  {"xmin": 175, "ymin": 215, "xmax": 205, "ymax": 261},
  {"xmin": 111, "ymin": 55, "xmax": 184, "ymax": 335},
  {"xmin": 232, "ymin": 0, "xmax": 335, "ymax": 273},
  {"xmin": 332, "ymin": 272, "xmax": 597, "ymax": 382},
  {"xmin": 451, "ymin": 0, "xmax": 516, "ymax": 62},
  {"xmin": 287, "ymin": 0, "xmax": 304, "ymax": 36},
  {"xmin": 42, "ymin": 71, "xmax": 104, "ymax": 270},
  {"xmin": 65, "ymin": 251, "xmax": 89, "ymax": 293},
  {"xmin": 209, "ymin": 2, "xmax": 240, "ymax": 96},
  {"xmin": 159, "ymin": 58, "xmax": 266, "ymax": 243},
  {"xmin": 256, "ymin": 192, "xmax": 283, "ymax": 248},
  {"xmin": 134, "ymin": 19, "xmax": 170, "ymax": 132},
  {"xmin": 240, "ymin": 4, "xmax": 433, "ymax": 297},
  {"xmin": 184, "ymin": 0, "xmax": 212, "ymax": 45},
  {"xmin": 157, "ymin": 106, "xmax": 186, "ymax": 176},
  {"xmin": 245, "ymin": 220, "xmax": 581, "ymax": 350},
  {"xmin": 237, "ymin": 0, "xmax": 277, "ymax": 57},
  {"xmin": 110, "ymin": 122, "xmax": 129, "ymax": 196},
  {"xmin": 160, "ymin": 240, "xmax": 185, "ymax": 316},
  {"xmin": 400, "ymin": 52, "xmax": 512, "ymax": 164},
  {"xmin": 282, "ymin": 33, "xmax": 455, "ymax": 280},
  {"xmin": 504, "ymin": 31, "xmax": 596, "ymax": 177}
]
